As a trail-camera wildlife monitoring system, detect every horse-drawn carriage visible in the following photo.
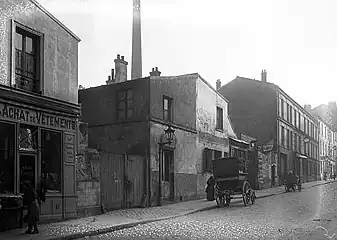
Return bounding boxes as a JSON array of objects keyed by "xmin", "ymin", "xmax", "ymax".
[{"xmin": 213, "ymin": 157, "xmax": 256, "ymax": 207}]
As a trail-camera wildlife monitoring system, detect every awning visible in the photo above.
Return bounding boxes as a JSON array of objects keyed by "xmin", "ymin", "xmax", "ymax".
[
  {"xmin": 296, "ymin": 153, "xmax": 308, "ymax": 159},
  {"xmin": 228, "ymin": 136, "xmax": 250, "ymax": 145}
]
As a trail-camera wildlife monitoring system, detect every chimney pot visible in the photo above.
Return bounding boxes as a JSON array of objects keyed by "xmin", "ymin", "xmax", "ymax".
[
  {"xmin": 108, "ymin": 76, "xmax": 111, "ymax": 81},
  {"xmin": 216, "ymin": 79, "xmax": 221, "ymax": 90},
  {"xmin": 150, "ymin": 67, "xmax": 161, "ymax": 77},
  {"xmin": 261, "ymin": 69, "xmax": 267, "ymax": 82},
  {"xmin": 114, "ymin": 55, "xmax": 128, "ymax": 83}
]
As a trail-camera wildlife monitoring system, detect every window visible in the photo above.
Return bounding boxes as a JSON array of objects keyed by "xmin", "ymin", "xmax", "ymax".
[
  {"xmin": 294, "ymin": 133, "xmax": 297, "ymax": 151},
  {"xmin": 286, "ymin": 129, "xmax": 290, "ymax": 149},
  {"xmin": 14, "ymin": 25, "xmax": 41, "ymax": 93},
  {"xmin": 281, "ymin": 99, "xmax": 284, "ymax": 118},
  {"xmin": 289, "ymin": 130, "xmax": 293, "ymax": 150},
  {"xmin": 41, "ymin": 130, "xmax": 62, "ymax": 192},
  {"xmin": 0, "ymin": 122, "xmax": 15, "ymax": 193},
  {"xmin": 203, "ymin": 148, "xmax": 213, "ymax": 173},
  {"xmin": 216, "ymin": 107, "xmax": 223, "ymax": 130},
  {"xmin": 294, "ymin": 110, "xmax": 297, "ymax": 128},
  {"xmin": 285, "ymin": 103, "xmax": 288, "ymax": 120},
  {"xmin": 19, "ymin": 125, "xmax": 37, "ymax": 151},
  {"xmin": 281, "ymin": 126, "xmax": 285, "ymax": 147},
  {"xmin": 289, "ymin": 106, "xmax": 293, "ymax": 124},
  {"xmin": 117, "ymin": 90, "xmax": 133, "ymax": 120},
  {"xmin": 214, "ymin": 150, "xmax": 222, "ymax": 160},
  {"xmin": 300, "ymin": 115, "xmax": 304, "ymax": 132},
  {"xmin": 298, "ymin": 112, "xmax": 301, "ymax": 129},
  {"xmin": 163, "ymin": 96, "xmax": 173, "ymax": 122}
]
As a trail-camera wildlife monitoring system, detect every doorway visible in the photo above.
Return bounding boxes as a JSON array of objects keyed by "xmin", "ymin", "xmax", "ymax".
[
  {"xmin": 19, "ymin": 154, "xmax": 37, "ymax": 193},
  {"xmin": 271, "ymin": 164, "xmax": 276, "ymax": 186},
  {"xmin": 162, "ymin": 149, "xmax": 174, "ymax": 201}
]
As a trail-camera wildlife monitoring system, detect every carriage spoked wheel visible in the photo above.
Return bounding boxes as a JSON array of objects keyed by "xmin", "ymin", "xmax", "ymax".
[{"xmin": 242, "ymin": 181, "xmax": 253, "ymax": 206}]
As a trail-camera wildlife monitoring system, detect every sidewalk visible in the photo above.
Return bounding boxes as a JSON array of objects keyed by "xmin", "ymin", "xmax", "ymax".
[{"xmin": 0, "ymin": 179, "xmax": 334, "ymax": 240}]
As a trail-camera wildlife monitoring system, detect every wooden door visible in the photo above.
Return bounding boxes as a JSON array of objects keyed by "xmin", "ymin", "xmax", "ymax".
[
  {"xmin": 100, "ymin": 153, "xmax": 124, "ymax": 210},
  {"xmin": 125, "ymin": 155, "xmax": 145, "ymax": 208},
  {"xmin": 162, "ymin": 150, "xmax": 174, "ymax": 201}
]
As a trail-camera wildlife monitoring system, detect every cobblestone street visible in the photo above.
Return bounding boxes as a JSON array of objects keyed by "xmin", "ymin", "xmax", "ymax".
[{"xmin": 81, "ymin": 182, "xmax": 337, "ymax": 240}]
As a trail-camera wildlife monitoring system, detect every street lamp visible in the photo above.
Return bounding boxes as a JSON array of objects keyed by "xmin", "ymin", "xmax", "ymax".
[{"xmin": 157, "ymin": 125, "xmax": 176, "ymax": 206}]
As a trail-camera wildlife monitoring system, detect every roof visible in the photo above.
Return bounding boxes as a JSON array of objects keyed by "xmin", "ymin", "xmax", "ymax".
[
  {"xmin": 222, "ymin": 76, "xmax": 318, "ymax": 123},
  {"xmin": 150, "ymin": 73, "xmax": 229, "ymax": 103},
  {"xmin": 30, "ymin": 0, "xmax": 81, "ymax": 41}
]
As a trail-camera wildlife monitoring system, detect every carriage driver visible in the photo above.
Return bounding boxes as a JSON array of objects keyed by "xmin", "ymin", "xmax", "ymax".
[{"xmin": 286, "ymin": 171, "xmax": 297, "ymax": 191}]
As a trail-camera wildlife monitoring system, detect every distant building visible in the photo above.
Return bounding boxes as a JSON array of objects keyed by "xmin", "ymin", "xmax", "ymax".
[
  {"xmin": 308, "ymin": 106, "xmax": 337, "ymax": 178},
  {"xmin": 79, "ymin": 56, "xmax": 237, "ymax": 207},
  {"xmin": 218, "ymin": 70, "xmax": 320, "ymax": 186},
  {"xmin": 0, "ymin": 0, "xmax": 81, "ymax": 221}
]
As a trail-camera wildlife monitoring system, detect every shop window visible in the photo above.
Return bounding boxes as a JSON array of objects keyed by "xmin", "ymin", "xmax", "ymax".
[
  {"xmin": 19, "ymin": 125, "xmax": 37, "ymax": 151},
  {"xmin": 203, "ymin": 148, "xmax": 213, "ymax": 173},
  {"xmin": 214, "ymin": 150, "xmax": 222, "ymax": 160},
  {"xmin": 0, "ymin": 122, "xmax": 15, "ymax": 193},
  {"xmin": 41, "ymin": 130, "xmax": 62, "ymax": 192}
]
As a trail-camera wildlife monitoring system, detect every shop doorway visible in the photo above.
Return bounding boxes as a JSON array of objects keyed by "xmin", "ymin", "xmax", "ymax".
[
  {"xmin": 162, "ymin": 149, "xmax": 174, "ymax": 201},
  {"xmin": 19, "ymin": 154, "xmax": 37, "ymax": 193}
]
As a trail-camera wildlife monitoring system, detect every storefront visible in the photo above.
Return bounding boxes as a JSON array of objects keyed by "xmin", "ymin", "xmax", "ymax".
[{"xmin": 0, "ymin": 92, "xmax": 79, "ymax": 221}]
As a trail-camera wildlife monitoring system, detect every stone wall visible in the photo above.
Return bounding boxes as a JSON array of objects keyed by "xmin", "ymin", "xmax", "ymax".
[
  {"xmin": 76, "ymin": 122, "xmax": 101, "ymax": 217},
  {"xmin": 257, "ymin": 151, "xmax": 272, "ymax": 189}
]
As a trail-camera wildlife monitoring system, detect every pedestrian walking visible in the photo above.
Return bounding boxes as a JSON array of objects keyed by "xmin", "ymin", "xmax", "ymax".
[
  {"xmin": 23, "ymin": 181, "xmax": 39, "ymax": 234},
  {"xmin": 206, "ymin": 176, "xmax": 215, "ymax": 201}
]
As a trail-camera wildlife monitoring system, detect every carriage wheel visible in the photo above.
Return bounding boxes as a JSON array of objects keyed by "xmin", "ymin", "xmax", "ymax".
[
  {"xmin": 224, "ymin": 192, "xmax": 231, "ymax": 207},
  {"xmin": 250, "ymin": 190, "xmax": 256, "ymax": 204},
  {"xmin": 242, "ymin": 181, "xmax": 251, "ymax": 206},
  {"xmin": 215, "ymin": 186, "xmax": 225, "ymax": 207}
]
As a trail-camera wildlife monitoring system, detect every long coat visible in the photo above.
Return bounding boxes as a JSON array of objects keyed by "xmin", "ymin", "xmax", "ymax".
[{"xmin": 23, "ymin": 187, "xmax": 39, "ymax": 223}]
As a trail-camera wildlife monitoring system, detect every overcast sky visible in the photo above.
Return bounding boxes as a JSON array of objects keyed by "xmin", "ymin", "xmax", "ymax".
[{"xmin": 37, "ymin": 0, "xmax": 337, "ymax": 108}]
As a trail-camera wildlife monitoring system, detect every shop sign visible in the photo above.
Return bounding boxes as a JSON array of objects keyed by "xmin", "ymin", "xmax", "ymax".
[{"xmin": 0, "ymin": 103, "xmax": 77, "ymax": 131}]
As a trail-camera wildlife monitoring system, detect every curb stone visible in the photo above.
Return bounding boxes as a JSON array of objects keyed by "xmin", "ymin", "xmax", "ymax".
[{"xmin": 49, "ymin": 180, "xmax": 336, "ymax": 240}]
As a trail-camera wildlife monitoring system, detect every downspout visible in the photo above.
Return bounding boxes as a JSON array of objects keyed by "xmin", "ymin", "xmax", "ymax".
[{"xmin": 276, "ymin": 91, "xmax": 280, "ymax": 186}]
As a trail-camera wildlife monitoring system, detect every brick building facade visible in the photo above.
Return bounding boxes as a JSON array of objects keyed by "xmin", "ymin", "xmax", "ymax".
[
  {"xmin": 79, "ymin": 59, "xmax": 236, "ymax": 206},
  {"xmin": 0, "ymin": 0, "xmax": 81, "ymax": 221},
  {"xmin": 218, "ymin": 71, "xmax": 319, "ymax": 186}
]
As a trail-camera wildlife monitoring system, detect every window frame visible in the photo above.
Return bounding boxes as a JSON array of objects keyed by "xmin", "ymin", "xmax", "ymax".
[
  {"xmin": 40, "ymin": 128, "xmax": 63, "ymax": 193},
  {"xmin": 116, "ymin": 89, "xmax": 133, "ymax": 120},
  {"xmin": 163, "ymin": 96, "xmax": 173, "ymax": 122},
  {"xmin": 216, "ymin": 106, "xmax": 224, "ymax": 130},
  {"xmin": 11, "ymin": 20, "xmax": 44, "ymax": 94}
]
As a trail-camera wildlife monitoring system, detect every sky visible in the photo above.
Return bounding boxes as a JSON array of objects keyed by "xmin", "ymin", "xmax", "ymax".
[{"xmin": 36, "ymin": 0, "xmax": 337, "ymax": 108}]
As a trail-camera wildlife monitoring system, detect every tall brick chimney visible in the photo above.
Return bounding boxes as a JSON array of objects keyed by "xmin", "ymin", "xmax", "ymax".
[
  {"xmin": 261, "ymin": 69, "xmax": 267, "ymax": 82},
  {"xmin": 149, "ymin": 67, "xmax": 161, "ymax": 76},
  {"xmin": 131, "ymin": 0, "xmax": 142, "ymax": 80},
  {"xmin": 114, "ymin": 54, "xmax": 128, "ymax": 83},
  {"xmin": 216, "ymin": 79, "xmax": 221, "ymax": 90}
]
